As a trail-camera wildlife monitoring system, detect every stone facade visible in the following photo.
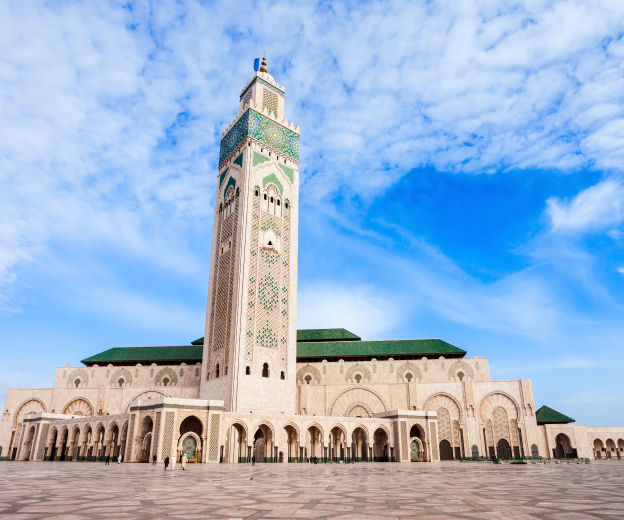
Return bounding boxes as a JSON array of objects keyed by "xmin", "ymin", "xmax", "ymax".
[{"xmin": 2, "ymin": 62, "xmax": 623, "ymax": 466}]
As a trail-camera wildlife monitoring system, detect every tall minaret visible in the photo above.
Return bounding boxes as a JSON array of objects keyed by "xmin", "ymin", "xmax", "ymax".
[{"xmin": 200, "ymin": 57, "xmax": 300, "ymax": 414}]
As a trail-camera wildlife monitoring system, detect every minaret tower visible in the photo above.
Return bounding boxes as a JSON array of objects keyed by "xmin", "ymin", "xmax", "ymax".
[{"xmin": 200, "ymin": 57, "xmax": 300, "ymax": 414}]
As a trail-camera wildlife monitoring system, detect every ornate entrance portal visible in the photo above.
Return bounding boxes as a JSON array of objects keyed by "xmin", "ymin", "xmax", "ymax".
[
  {"xmin": 410, "ymin": 440, "xmax": 420, "ymax": 461},
  {"xmin": 182, "ymin": 436, "xmax": 197, "ymax": 460}
]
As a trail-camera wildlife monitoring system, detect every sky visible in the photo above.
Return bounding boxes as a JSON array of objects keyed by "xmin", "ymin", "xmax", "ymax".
[{"xmin": 1, "ymin": 0, "xmax": 624, "ymax": 426}]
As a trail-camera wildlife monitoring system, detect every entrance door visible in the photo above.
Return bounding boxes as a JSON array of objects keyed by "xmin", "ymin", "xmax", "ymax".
[
  {"xmin": 439, "ymin": 440, "xmax": 453, "ymax": 460},
  {"xmin": 410, "ymin": 440, "xmax": 420, "ymax": 461},
  {"xmin": 497, "ymin": 439, "xmax": 512, "ymax": 459},
  {"xmin": 182, "ymin": 436, "xmax": 197, "ymax": 461}
]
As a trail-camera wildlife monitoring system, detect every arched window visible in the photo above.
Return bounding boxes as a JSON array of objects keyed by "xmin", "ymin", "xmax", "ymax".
[
  {"xmin": 163, "ymin": 377, "xmax": 169, "ymax": 387},
  {"xmin": 305, "ymin": 375, "xmax": 312, "ymax": 385},
  {"xmin": 74, "ymin": 379, "xmax": 81, "ymax": 388},
  {"xmin": 457, "ymin": 371, "xmax": 464, "ymax": 381},
  {"xmin": 262, "ymin": 363, "xmax": 269, "ymax": 378},
  {"xmin": 255, "ymin": 189, "xmax": 259, "ymax": 197},
  {"xmin": 262, "ymin": 186, "xmax": 281, "ymax": 217},
  {"xmin": 354, "ymin": 374, "xmax": 362, "ymax": 383},
  {"xmin": 118, "ymin": 378, "xmax": 124, "ymax": 388},
  {"xmin": 264, "ymin": 193, "xmax": 267, "ymax": 200},
  {"xmin": 225, "ymin": 366, "xmax": 228, "ymax": 376},
  {"xmin": 246, "ymin": 366, "xmax": 250, "ymax": 375},
  {"xmin": 215, "ymin": 364, "xmax": 220, "ymax": 378},
  {"xmin": 405, "ymin": 373, "xmax": 413, "ymax": 382},
  {"xmin": 280, "ymin": 371, "xmax": 285, "ymax": 380}
]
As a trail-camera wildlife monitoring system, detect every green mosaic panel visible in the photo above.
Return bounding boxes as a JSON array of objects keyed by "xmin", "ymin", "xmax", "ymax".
[
  {"xmin": 253, "ymin": 152, "xmax": 270, "ymax": 166},
  {"xmin": 219, "ymin": 168, "xmax": 228, "ymax": 188},
  {"xmin": 258, "ymin": 273, "xmax": 278, "ymax": 312},
  {"xmin": 233, "ymin": 153, "xmax": 243, "ymax": 167},
  {"xmin": 240, "ymin": 76, "xmax": 285, "ymax": 101},
  {"xmin": 262, "ymin": 173, "xmax": 283, "ymax": 194},
  {"xmin": 278, "ymin": 163, "xmax": 294, "ymax": 184},
  {"xmin": 223, "ymin": 176, "xmax": 236, "ymax": 199},
  {"xmin": 257, "ymin": 320, "xmax": 278, "ymax": 349},
  {"xmin": 219, "ymin": 109, "xmax": 299, "ymax": 166}
]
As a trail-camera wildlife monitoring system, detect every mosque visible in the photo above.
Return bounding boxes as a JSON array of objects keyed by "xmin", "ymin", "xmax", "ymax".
[{"xmin": 2, "ymin": 58, "xmax": 623, "ymax": 465}]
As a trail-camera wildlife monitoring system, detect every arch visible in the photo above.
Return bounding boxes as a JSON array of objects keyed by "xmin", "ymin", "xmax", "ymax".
[
  {"xmin": 80, "ymin": 424, "xmax": 93, "ymax": 445},
  {"xmin": 554, "ymin": 433, "xmax": 573, "ymax": 459},
  {"xmin": 62, "ymin": 398, "xmax": 94, "ymax": 417},
  {"xmin": 154, "ymin": 367, "xmax": 178, "ymax": 387},
  {"xmin": 305, "ymin": 422, "xmax": 325, "ymax": 441},
  {"xmin": 329, "ymin": 423, "xmax": 348, "ymax": 440},
  {"xmin": 351, "ymin": 425, "xmax": 369, "ymax": 462},
  {"xmin": 345, "ymin": 364, "xmax": 371, "ymax": 383},
  {"xmin": 447, "ymin": 360, "xmax": 474, "ymax": 381},
  {"xmin": 110, "ymin": 368, "xmax": 133, "ymax": 387},
  {"xmin": 105, "ymin": 422, "xmax": 119, "ymax": 443},
  {"xmin": 478, "ymin": 391, "xmax": 520, "ymax": 422},
  {"xmin": 409, "ymin": 422, "xmax": 426, "ymax": 440},
  {"xmin": 344, "ymin": 401, "xmax": 374, "ymax": 418},
  {"xmin": 327, "ymin": 385, "xmax": 389, "ymax": 416},
  {"xmin": 253, "ymin": 420, "xmax": 276, "ymax": 441},
  {"xmin": 178, "ymin": 432, "xmax": 201, "ymax": 461},
  {"xmin": 228, "ymin": 420, "xmax": 249, "ymax": 441},
  {"xmin": 497, "ymin": 438, "xmax": 512, "ymax": 459},
  {"xmin": 296, "ymin": 365, "xmax": 321, "ymax": 385},
  {"xmin": 423, "ymin": 393, "xmax": 463, "ymax": 423},
  {"xmin": 14, "ymin": 398, "xmax": 47, "ymax": 426},
  {"xmin": 373, "ymin": 426, "xmax": 390, "ymax": 461},
  {"xmin": 66, "ymin": 369, "xmax": 89, "ymax": 388},
  {"xmin": 410, "ymin": 437, "xmax": 424, "ymax": 461},
  {"xmin": 179, "ymin": 415, "xmax": 204, "ymax": 437},
  {"xmin": 124, "ymin": 389, "xmax": 167, "ymax": 412},
  {"xmin": 396, "ymin": 362, "xmax": 423, "ymax": 383}
]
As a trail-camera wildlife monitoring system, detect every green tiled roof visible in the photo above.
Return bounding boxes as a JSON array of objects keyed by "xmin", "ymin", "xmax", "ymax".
[
  {"xmin": 297, "ymin": 329, "xmax": 361, "ymax": 343},
  {"xmin": 81, "ymin": 345, "xmax": 203, "ymax": 366},
  {"xmin": 535, "ymin": 405, "xmax": 575, "ymax": 425},
  {"xmin": 296, "ymin": 338, "xmax": 465, "ymax": 360},
  {"xmin": 191, "ymin": 337, "xmax": 204, "ymax": 345}
]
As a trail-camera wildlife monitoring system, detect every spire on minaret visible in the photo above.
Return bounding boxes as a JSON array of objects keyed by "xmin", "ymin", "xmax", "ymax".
[{"xmin": 259, "ymin": 54, "xmax": 268, "ymax": 73}]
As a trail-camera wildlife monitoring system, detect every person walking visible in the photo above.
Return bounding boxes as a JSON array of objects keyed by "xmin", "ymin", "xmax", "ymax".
[
  {"xmin": 118, "ymin": 453, "xmax": 122, "ymax": 464},
  {"xmin": 181, "ymin": 453, "xmax": 188, "ymax": 471},
  {"xmin": 164, "ymin": 455, "xmax": 170, "ymax": 470},
  {"xmin": 152, "ymin": 454, "xmax": 157, "ymax": 465},
  {"xmin": 104, "ymin": 455, "xmax": 110, "ymax": 465},
  {"xmin": 252, "ymin": 455, "xmax": 255, "ymax": 466},
  {"xmin": 170, "ymin": 455, "xmax": 176, "ymax": 471}
]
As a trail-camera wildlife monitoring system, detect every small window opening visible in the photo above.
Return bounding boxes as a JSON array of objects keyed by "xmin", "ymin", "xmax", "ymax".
[
  {"xmin": 405, "ymin": 373, "xmax": 413, "ymax": 382},
  {"xmin": 255, "ymin": 189, "xmax": 259, "ymax": 197},
  {"xmin": 457, "ymin": 371, "xmax": 465, "ymax": 381},
  {"xmin": 163, "ymin": 377, "xmax": 169, "ymax": 387},
  {"xmin": 305, "ymin": 375, "xmax": 312, "ymax": 385},
  {"xmin": 280, "ymin": 371, "xmax": 285, "ymax": 380},
  {"xmin": 118, "ymin": 378, "xmax": 124, "ymax": 388},
  {"xmin": 246, "ymin": 366, "xmax": 251, "ymax": 375},
  {"xmin": 270, "ymin": 196, "xmax": 274, "ymax": 203},
  {"xmin": 216, "ymin": 364, "xmax": 220, "ymax": 378},
  {"xmin": 268, "ymin": 240, "xmax": 273, "ymax": 246},
  {"xmin": 262, "ymin": 363, "xmax": 269, "ymax": 378},
  {"xmin": 264, "ymin": 194, "xmax": 267, "ymax": 200},
  {"xmin": 354, "ymin": 374, "xmax": 362, "ymax": 383},
  {"xmin": 74, "ymin": 379, "xmax": 81, "ymax": 388},
  {"xmin": 225, "ymin": 366, "xmax": 228, "ymax": 375},
  {"xmin": 285, "ymin": 202, "xmax": 289, "ymax": 209},
  {"xmin": 277, "ymin": 199, "xmax": 280, "ymax": 206}
]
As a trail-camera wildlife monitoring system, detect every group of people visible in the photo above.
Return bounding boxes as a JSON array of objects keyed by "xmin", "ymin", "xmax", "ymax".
[
  {"xmin": 103, "ymin": 454, "xmax": 123, "ymax": 465},
  {"xmin": 158, "ymin": 453, "xmax": 188, "ymax": 471}
]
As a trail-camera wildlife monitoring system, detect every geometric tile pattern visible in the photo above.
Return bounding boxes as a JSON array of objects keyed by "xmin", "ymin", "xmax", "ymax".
[
  {"xmin": 220, "ymin": 109, "xmax": 300, "ymax": 166},
  {"xmin": 437, "ymin": 408, "xmax": 451, "ymax": 442},
  {"xmin": 36, "ymin": 424, "xmax": 48, "ymax": 460},
  {"xmin": 245, "ymin": 192, "xmax": 261, "ymax": 367},
  {"xmin": 400, "ymin": 421, "xmax": 408, "ymax": 460},
  {"xmin": 493, "ymin": 406, "xmax": 510, "ymax": 443},
  {"xmin": 124, "ymin": 414, "xmax": 135, "ymax": 462},
  {"xmin": 161, "ymin": 412, "xmax": 174, "ymax": 461},
  {"xmin": 430, "ymin": 422, "xmax": 439, "ymax": 460},
  {"xmin": 152, "ymin": 412, "xmax": 161, "ymax": 462},
  {"xmin": 240, "ymin": 76, "xmax": 285, "ymax": 101},
  {"xmin": 208, "ymin": 414, "xmax": 220, "ymax": 462},
  {"xmin": 2, "ymin": 461, "xmax": 623, "ymax": 519}
]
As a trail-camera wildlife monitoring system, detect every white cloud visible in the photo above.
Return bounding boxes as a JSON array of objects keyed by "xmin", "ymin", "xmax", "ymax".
[
  {"xmin": 618, "ymin": 267, "xmax": 624, "ymax": 275},
  {"xmin": 546, "ymin": 178, "xmax": 624, "ymax": 233},
  {"xmin": 298, "ymin": 284, "xmax": 403, "ymax": 340}
]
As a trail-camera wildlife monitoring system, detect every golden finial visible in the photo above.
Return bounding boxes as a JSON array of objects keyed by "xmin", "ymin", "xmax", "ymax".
[{"xmin": 259, "ymin": 54, "xmax": 268, "ymax": 73}]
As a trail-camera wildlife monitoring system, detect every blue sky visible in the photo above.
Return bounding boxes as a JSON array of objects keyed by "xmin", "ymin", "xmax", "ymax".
[{"xmin": 2, "ymin": 0, "xmax": 624, "ymax": 425}]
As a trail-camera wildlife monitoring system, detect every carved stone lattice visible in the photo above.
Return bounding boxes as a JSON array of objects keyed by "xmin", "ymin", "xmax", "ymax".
[
  {"xmin": 400, "ymin": 421, "xmax": 408, "ymax": 460},
  {"xmin": 161, "ymin": 412, "xmax": 175, "ymax": 460},
  {"xmin": 437, "ymin": 408, "xmax": 452, "ymax": 442},
  {"xmin": 36, "ymin": 424, "xmax": 49, "ymax": 460},
  {"xmin": 430, "ymin": 422, "xmax": 439, "ymax": 460},
  {"xmin": 280, "ymin": 203, "xmax": 290, "ymax": 368},
  {"xmin": 209, "ymin": 414, "xmax": 221, "ymax": 461},
  {"xmin": 125, "ymin": 414, "xmax": 135, "ymax": 461},
  {"xmin": 453, "ymin": 421, "xmax": 460, "ymax": 448},
  {"xmin": 486, "ymin": 419, "xmax": 494, "ymax": 447},
  {"xmin": 152, "ymin": 412, "xmax": 161, "ymax": 461},
  {"xmin": 245, "ymin": 191, "xmax": 261, "ymax": 366},
  {"xmin": 397, "ymin": 362, "xmax": 422, "ymax": 382},
  {"xmin": 510, "ymin": 418, "xmax": 519, "ymax": 447},
  {"xmin": 493, "ymin": 406, "xmax": 510, "ymax": 443}
]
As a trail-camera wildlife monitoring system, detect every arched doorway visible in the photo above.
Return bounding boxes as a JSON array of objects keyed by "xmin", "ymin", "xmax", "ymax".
[
  {"xmin": 373, "ymin": 428, "xmax": 389, "ymax": 462},
  {"xmin": 179, "ymin": 416, "xmax": 203, "ymax": 463},
  {"xmin": 284, "ymin": 424, "xmax": 299, "ymax": 462},
  {"xmin": 439, "ymin": 439, "xmax": 453, "ymax": 460},
  {"xmin": 330, "ymin": 426, "xmax": 345, "ymax": 462},
  {"xmin": 594, "ymin": 439, "xmax": 604, "ymax": 459},
  {"xmin": 46, "ymin": 429, "xmax": 58, "ymax": 461},
  {"xmin": 351, "ymin": 428, "xmax": 368, "ymax": 462},
  {"xmin": 410, "ymin": 439, "xmax": 424, "ymax": 461},
  {"xmin": 58, "ymin": 428, "xmax": 69, "ymax": 461},
  {"xmin": 497, "ymin": 438, "xmax": 512, "ymax": 459},
  {"xmin": 137, "ymin": 416, "xmax": 153, "ymax": 462},
  {"xmin": 554, "ymin": 433, "xmax": 573, "ymax": 459},
  {"xmin": 253, "ymin": 429, "xmax": 265, "ymax": 463},
  {"xmin": 307, "ymin": 425, "xmax": 323, "ymax": 461},
  {"xmin": 228, "ymin": 423, "xmax": 248, "ymax": 463},
  {"xmin": 22, "ymin": 426, "xmax": 36, "ymax": 461},
  {"xmin": 81, "ymin": 426, "xmax": 92, "ymax": 461},
  {"xmin": 606, "ymin": 439, "xmax": 616, "ymax": 459}
]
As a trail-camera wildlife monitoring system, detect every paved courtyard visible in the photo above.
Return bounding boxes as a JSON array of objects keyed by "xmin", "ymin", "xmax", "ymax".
[{"xmin": 0, "ymin": 461, "xmax": 623, "ymax": 520}]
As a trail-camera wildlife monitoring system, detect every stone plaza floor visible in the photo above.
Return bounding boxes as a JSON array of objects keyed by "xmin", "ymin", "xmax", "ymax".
[{"xmin": 0, "ymin": 461, "xmax": 623, "ymax": 520}]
